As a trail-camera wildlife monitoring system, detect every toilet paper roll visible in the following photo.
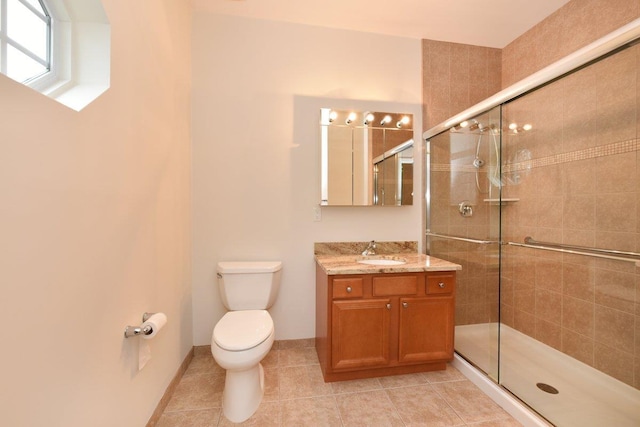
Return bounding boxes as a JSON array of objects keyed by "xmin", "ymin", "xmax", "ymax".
[{"xmin": 141, "ymin": 313, "xmax": 167, "ymax": 339}]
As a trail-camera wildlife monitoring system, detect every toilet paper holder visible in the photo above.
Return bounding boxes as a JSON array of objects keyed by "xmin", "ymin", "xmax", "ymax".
[{"xmin": 124, "ymin": 312, "xmax": 156, "ymax": 338}]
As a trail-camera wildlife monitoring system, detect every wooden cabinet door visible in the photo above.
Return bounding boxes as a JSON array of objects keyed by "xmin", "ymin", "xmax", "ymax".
[
  {"xmin": 331, "ymin": 299, "xmax": 391, "ymax": 370},
  {"xmin": 397, "ymin": 297, "xmax": 453, "ymax": 364}
]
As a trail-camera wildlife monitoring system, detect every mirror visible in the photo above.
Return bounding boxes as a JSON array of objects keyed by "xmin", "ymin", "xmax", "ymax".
[{"xmin": 320, "ymin": 109, "xmax": 414, "ymax": 206}]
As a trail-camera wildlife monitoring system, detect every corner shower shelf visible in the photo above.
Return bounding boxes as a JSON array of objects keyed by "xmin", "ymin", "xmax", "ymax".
[{"xmin": 483, "ymin": 198, "xmax": 520, "ymax": 205}]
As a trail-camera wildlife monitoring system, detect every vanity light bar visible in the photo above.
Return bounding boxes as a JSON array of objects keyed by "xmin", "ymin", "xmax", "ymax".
[{"xmin": 321, "ymin": 108, "xmax": 413, "ymax": 129}]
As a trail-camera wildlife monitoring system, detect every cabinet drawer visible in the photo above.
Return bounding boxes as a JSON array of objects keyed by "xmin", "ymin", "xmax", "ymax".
[
  {"xmin": 426, "ymin": 275, "xmax": 454, "ymax": 295},
  {"xmin": 373, "ymin": 275, "xmax": 418, "ymax": 296},
  {"xmin": 333, "ymin": 277, "xmax": 364, "ymax": 298}
]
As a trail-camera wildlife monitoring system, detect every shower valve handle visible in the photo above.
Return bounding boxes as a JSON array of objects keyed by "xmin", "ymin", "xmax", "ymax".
[{"xmin": 458, "ymin": 201, "xmax": 473, "ymax": 217}]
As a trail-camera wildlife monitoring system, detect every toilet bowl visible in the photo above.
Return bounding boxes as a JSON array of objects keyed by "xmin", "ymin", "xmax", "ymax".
[
  {"xmin": 211, "ymin": 310, "xmax": 274, "ymax": 423},
  {"xmin": 210, "ymin": 261, "xmax": 282, "ymax": 423}
]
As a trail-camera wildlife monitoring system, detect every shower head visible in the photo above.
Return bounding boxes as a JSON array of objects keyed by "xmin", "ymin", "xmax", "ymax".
[
  {"xmin": 467, "ymin": 121, "xmax": 480, "ymax": 132},
  {"xmin": 450, "ymin": 120, "xmax": 495, "ymax": 134}
]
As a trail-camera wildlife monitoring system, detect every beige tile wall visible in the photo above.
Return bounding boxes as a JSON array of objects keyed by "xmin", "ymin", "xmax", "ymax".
[
  {"xmin": 422, "ymin": 39, "xmax": 503, "ymax": 330},
  {"xmin": 427, "ymin": 108, "xmax": 502, "ymax": 328},
  {"xmin": 424, "ymin": 0, "xmax": 640, "ymax": 390},
  {"xmin": 422, "ymin": 40, "xmax": 502, "ymax": 130},
  {"xmin": 502, "ymin": 0, "xmax": 640, "ymax": 87},
  {"xmin": 500, "ymin": 44, "xmax": 640, "ymax": 389}
]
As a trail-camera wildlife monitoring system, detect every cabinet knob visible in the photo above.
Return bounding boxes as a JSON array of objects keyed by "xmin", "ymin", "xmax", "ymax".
[
  {"xmin": 346, "ymin": 286, "xmax": 352, "ymax": 293},
  {"xmin": 402, "ymin": 302, "xmax": 408, "ymax": 308},
  {"xmin": 438, "ymin": 282, "xmax": 446, "ymax": 289},
  {"xmin": 386, "ymin": 303, "xmax": 391, "ymax": 310}
]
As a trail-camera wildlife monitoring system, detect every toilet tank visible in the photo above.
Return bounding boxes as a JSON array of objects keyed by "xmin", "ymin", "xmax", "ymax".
[{"xmin": 217, "ymin": 261, "xmax": 282, "ymax": 310}]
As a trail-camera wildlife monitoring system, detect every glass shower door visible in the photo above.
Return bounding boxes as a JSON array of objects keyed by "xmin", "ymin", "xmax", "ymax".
[
  {"xmin": 496, "ymin": 42, "xmax": 640, "ymax": 427},
  {"xmin": 426, "ymin": 106, "xmax": 502, "ymax": 381},
  {"xmin": 425, "ymin": 34, "xmax": 640, "ymax": 427}
]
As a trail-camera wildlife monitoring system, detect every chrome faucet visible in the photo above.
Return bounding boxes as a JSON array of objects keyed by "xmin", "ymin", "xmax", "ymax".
[{"xmin": 361, "ymin": 240, "xmax": 376, "ymax": 256}]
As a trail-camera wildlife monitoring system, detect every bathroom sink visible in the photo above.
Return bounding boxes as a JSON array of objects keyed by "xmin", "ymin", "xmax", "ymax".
[{"xmin": 357, "ymin": 257, "xmax": 406, "ymax": 266}]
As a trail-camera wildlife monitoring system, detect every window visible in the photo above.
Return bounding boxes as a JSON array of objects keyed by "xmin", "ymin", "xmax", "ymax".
[
  {"xmin": 0, "ymin": 0, "xmax": 110, "ymax": 111},
  {"xmin": 0, "ymin": 0, "xmax": 51, "ymax": 84}
]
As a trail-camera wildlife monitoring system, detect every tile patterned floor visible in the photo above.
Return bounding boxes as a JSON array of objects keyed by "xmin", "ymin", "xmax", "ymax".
[{"xmin": 157, "ymin": 339, "xmax": 523, "ymax": 427}]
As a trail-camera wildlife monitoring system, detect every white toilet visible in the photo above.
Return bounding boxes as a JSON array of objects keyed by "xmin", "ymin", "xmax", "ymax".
[{"xmin": 211, "ymin": 261, "xmax": 282, "ymax": 423}]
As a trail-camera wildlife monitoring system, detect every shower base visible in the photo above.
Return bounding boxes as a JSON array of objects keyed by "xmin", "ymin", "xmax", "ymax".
[{"xmin": 455, "ymin": 323, "xmax": 640, "ymax": 427}]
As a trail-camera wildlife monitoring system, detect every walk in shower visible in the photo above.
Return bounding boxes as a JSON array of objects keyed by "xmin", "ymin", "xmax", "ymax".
[{"xmin": 424, "ymin": 20, "xmax": 640, "ymax": 427}]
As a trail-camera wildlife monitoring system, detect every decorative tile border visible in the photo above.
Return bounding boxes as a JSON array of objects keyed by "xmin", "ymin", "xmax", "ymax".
[
  {"xmin": 432, "ymin": 138, "xmax": 639, "ymax": 173},
  {"xmin": 506, "ymin": 138, "xmax": 639, "ymax": 172}
]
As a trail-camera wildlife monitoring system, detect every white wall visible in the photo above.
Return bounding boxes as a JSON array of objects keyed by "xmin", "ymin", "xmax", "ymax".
[
  {"xmin": 192, "ymin": 13, "xmax": 423, "ymax": 344},
  {"xmin": 0, "ymin": 1, "xmax": 192, "ymax": 426}
]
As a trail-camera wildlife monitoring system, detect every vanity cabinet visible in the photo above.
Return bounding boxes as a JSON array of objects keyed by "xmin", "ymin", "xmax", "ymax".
[{"xmin": 316, "ymin": 267, "xmax": 455, "ymax": 382}]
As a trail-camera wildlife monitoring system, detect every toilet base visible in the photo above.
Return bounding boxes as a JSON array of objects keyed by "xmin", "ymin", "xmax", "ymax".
[{"xmin": 222, "ymin": 362, "xmax": 265, "ymax": 423}]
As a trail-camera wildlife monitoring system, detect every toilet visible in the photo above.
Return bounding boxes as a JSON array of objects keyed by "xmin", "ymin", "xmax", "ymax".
[{"xmin": 211, "ymin": 261, "xmax": 282, "ymax": 423}]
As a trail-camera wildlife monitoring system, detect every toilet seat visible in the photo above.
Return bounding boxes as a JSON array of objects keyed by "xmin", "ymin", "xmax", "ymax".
[{"xmin": 213, "ymin": 310, "xmax": 274, "ymax": 351}]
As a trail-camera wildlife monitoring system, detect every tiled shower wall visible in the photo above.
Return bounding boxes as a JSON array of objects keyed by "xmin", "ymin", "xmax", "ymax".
[
  {"xmin": 422, "ymin": 40, "xmax": 504, "ymax": 335},
  {"xmin": 500, "ymin": 43, "xmax": 640, "ymax": 390},
  {"xmin": 422, "ymin": 40, "xmax": 502, "ymax": 130},
  {"xmin": 502, "ymin": 0, "xmax": 640, "ymax": 87},
  {"xmin": 428, "ymin": 106, "xmax": 502, "ymax": 328},
  {"xmin": 423, "ymin": 0, "xmax": 640, "ymax": 128},
  {"xmin": 423, "ymin": 0, "xmax": 640, "ymax": 390}
]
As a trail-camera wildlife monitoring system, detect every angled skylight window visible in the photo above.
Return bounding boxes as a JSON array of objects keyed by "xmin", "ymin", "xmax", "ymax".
[
  {"xmin": 0, "ymin": 0, "xmax": 110, "ymax": 111},
  {"xmin": 1, "ymin": 0, "xmax": 51, "ymax": 84}
]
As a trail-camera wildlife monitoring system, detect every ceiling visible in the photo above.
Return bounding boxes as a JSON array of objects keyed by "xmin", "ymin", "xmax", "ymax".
[{"xmin": 193, "ymin": 0, "xmax": 572, "ymax": 48}]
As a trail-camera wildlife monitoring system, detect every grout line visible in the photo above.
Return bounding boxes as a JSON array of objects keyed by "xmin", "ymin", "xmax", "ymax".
[
  {"xmin": 331, "ymin": 394, "xmax": 346, "ymax": 427},
  {"xmin": 429, "ymin": 382, "xmax": 469, "ymax": 426},
  {"xmin": 160, "ymin": 350, "xmax": 523, "ymax": 426}
]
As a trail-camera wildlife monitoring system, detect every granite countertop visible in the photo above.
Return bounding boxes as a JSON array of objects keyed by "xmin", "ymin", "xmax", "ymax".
[{"xmin": 315, "ymin": 252, "xmax": 462, "ymax": 275}]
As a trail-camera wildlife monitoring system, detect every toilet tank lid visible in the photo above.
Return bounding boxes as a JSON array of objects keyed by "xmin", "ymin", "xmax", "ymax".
[{"xmin": 217, "ymin": 261, "xmax": 282, "ymax": 273}]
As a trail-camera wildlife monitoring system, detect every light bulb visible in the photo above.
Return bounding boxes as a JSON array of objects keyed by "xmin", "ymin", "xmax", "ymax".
[
  {"xmin": 396, "ymin": 116, "xmax": 410, "ymax": 127},
  {"xmin": 380, "ymin": 115, "xmax": 392, "ymax": 126},
  {"xmin": 401, "ymin": 116, "xmax": 410, "ymax": 125},
  {"xmin": 523, "ymin": 124, "xmax": 532, "ymax": 131},
  {"xmin": 364, "ymin": 113, "xmax": 375, "ymax": 125},
  {"xmin": 329, "ymin": 111, "xmax": 338, "ymax": 122}
]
